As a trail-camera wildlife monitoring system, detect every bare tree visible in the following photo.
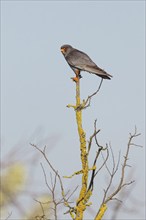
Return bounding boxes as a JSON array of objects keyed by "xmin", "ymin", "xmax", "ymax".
[
  {"xmin": 2, "ymin": 75, "xmax": 142, "ymax": 220},
  {"xmin": 30, "ymin": 75, "xmax": 142, "ymax": 220}
]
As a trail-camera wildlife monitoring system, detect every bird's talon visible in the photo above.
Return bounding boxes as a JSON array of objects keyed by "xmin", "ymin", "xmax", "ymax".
[{"xmin": 71, "ymin": 77, "xmax": 79, "ymax": 83}]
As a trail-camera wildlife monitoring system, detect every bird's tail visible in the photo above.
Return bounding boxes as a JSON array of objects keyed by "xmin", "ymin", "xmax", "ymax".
[{"xmin": 85, "ymin": 65, "xmax": 112, "ymax": 80}]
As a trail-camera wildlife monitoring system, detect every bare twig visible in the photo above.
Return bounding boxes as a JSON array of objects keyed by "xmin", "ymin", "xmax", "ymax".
[
  {"xmin": 5, "ymin": 212, "xmax": 12, "ymax": 220},
  {"xmin": 40, "ymin": 163, "xmax": 52, "ymax": 192},
  {"xmin": 88, "ymin": 119, "xmax": 101, "ymax": 153},
  {"xmin": 66, "ymin": 186, "xmax": 79, "ymax": 201},
  {"xmin": 82, "ymin": 78, "xmax": 103, "ymax": 109},
  {"xmin": 94, "ymin": 146, "xmax": 109, "ymax": 176},
  {"xmin": 102, "ymin": 147, "xmax": 121, "ymax": 204},
  {"xmin": 94, "ymin": 127, "xmax": 141, "ymax": 220},
  {"xmin": 30, "ymin": 144, "xmax": 64, "ymax": 196},
  {"xmin": 31, "ymin": 144, "xmax": 76, "ymax": 219},
  {"xmin": 87, "ymin": 120, "xmax": 110, "ymax": 193},
  {"xmin": 33, "ymin": 199, "xmax": 46, "ymax": 217},
  {"xmin": 103, "ymin": 127, "xmax": 141, "ymax": 204},
  {"xmin": 74, "ymin": 78, "xmax": 103, "ymax": 111},
  {"xmin": 87, "ymin": 147, "xmax": 103, "ymax": 192},
  {"xmin": 40, "ymin": 163, "xmax": 58, "ymax": 219}
]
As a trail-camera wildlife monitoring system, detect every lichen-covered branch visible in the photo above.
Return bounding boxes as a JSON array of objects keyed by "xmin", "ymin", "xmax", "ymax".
[
  {"xmin": 74, "ymin": 79, "xmax": 89, "ymax": 220},
  {"xmin": 67, "ymin": 78, "xmax": 105, "ymax": 220},
  {"xmin": 94, "ymin": 203, "xmax": 107, "ymax": 220}
]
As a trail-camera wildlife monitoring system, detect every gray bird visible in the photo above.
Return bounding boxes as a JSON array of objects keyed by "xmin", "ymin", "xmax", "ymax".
[{"xmin": 60, "ymin": 44, "xmax": 112, "ymax": 81}]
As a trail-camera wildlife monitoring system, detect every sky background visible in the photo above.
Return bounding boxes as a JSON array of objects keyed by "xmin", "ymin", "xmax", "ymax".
[{"xmin": 1, "ymin": 1, "xmax": 145, "ymax": 219}]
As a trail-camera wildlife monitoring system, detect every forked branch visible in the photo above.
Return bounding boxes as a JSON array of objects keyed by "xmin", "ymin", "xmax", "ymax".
[
  {"xmin": 94, "ymin": 127, "xmax": 142, "ymax": 220},
  {"xmin": 30, "ymin": 144, "xmax": 77, "ymax": 219}
]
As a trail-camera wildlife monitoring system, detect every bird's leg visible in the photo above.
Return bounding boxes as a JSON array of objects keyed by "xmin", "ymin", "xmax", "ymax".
[{"xmin": 71, "ymin": 69, "xmax": 81, "ymax": 83}]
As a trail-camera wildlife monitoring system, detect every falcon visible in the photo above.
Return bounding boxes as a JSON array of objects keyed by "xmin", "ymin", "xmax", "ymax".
[{"xmin": 60, "ymin": 44, "xmax": 112, "ymax": 82}]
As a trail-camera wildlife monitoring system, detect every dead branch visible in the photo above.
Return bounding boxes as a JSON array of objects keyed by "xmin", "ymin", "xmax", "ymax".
[
  {"xmin": 102, "ymin": 127, "xmax": 141, "ymax": 205},
  {"xmin": 5, "ymin": 212, "xmax": 12, "ymax": 220},
  {"xmin": 31, "ymin": 143, "xmax": 77, "ymax": 219},
  {"xmin": 94, "ymin": 127, "xmax": 142, "ymax": 220},
  {"xmin": 87, "ymin": 147, "xmax": 103, "ymax": 192},
  {"xmin": 94, "ymin": 146, "xmax": 109, "ymax": 176},
  {"xmin": 82, "ymin": 78, "xmax": 103, "ymax": 109},
  {"xmin": 33, "ymin": 199, "xmax": 46, "ymax": 218},
  {"xmin": 40, "ymin": 163, "xmax": 58, "ymax": 219},
  {"xmin": 30, "ymin": 144, "xmax": 64, "ymax": 197},
  {"xmin": 88, "ymin": 119, "xmax": 101, "ymax": 153},
  {"xmin": 87, "ymin": 119, "xmax": 108, "ymax": 194}
]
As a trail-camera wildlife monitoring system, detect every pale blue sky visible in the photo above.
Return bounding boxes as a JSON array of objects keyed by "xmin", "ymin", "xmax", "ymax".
[{"xmin": 1, "ymin": 1, "xmax": 145, "ymax": 219}]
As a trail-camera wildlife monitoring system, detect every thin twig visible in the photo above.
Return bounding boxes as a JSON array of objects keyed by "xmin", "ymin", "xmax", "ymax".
[
  {"xmin": 66, "ymin": 186, "xmax": 79, "ymax": 201},
  {"xmin": 31, "ymin": 144, "xmax": 76, "ymax": 219},
  {"xmin": 5, "ymin": 212, "xmax": 12, "ymax": 220},
  {"xmin": 87, "ymin": 147, "xmax": 103, "ymax": 192},
  {"xmin": 94, "ymin": 127, "xmax": 141, "ymax": 220},
  {"xmin": 30, "ymin": 144, "xmax": 64, "ymax": 196},
  {"xmin": 40, "ymin": 163, "xmax": 52, "ymax": 192},
  {"xmin": 94, "ymin": 147, "xmax": 109, "ymax": 176},
  {"xmin": 88, "ymin": 119, "xmax": 101, "ymax": 153},
  {"xmin": 82, "ymin": 78, "xmax": 103, "ymax": 109},
  {"xmin": 33, "ymin": 199, "xmax": 45, "ymax": 217},
  {"xmin": 103, "ymin": 127, "xmax": 141, "ymax": 204}
]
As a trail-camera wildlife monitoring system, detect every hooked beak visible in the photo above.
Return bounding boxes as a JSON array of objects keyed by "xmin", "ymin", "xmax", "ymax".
[{"xmin": 60, "ymin": 47, "xmax": 66, "ymax": 54}]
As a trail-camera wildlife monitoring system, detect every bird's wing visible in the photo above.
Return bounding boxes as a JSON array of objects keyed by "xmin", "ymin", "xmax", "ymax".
[
  {"xmin": 66, "ymin": 49, "xmax": 97, "ymax": 69},
  {"xmin": 84, "ymin": 65, "xmax": 112, "ymax": 79},
  {"xmin": 66, "ymin": 48, "xmax": 112, "ymax": 79}
]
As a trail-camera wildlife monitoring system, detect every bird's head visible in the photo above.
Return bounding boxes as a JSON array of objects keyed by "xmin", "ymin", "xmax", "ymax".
[{"xmin": 60, "ymin": 44, "xmax": 73, "ymax": 57}]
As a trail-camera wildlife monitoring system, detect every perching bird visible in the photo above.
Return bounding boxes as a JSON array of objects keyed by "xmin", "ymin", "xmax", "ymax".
[{"xmin": 60, "ymin": 44, "xmax": 112, "ymax": 82}]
